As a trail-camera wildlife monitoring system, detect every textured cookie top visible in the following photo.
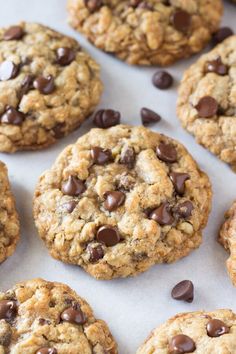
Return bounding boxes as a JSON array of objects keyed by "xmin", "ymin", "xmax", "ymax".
[
  {"xmin": 177, "ymin": 35, "xmax": 236, "ymax": 172},
  {"xmin": 0, "ymin": 22, "xmax": 102, "ymax": 152},
  {"xmin": 0, "ymin": 161, "xmax": 19, "ymax": 263},
  {"xmin": 34, "ymin": 125, "xmax": 211, "ymax": 280},
  {"xmin": 67, "ymin": 0, "xmax": 222, "ymax": 66},
  {"xmin": 137, "ymin": 309, "xmax": 236, "ymax": 354},
  {"xmin": 0, "ymin": 278, "xmax": 117, "ymax": 353}
]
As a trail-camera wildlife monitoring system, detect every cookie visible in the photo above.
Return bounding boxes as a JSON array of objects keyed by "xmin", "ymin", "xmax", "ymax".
[
  {"xmin": 0, "ymin": 22, "xmax": 102, "ymax": 152},
  {"xmin": 67, "ymin": 0, "xmax": 223, "ymax": 66},
  {"xmin": 0, "ymin": 278, "xmax": 117, "ymax": 353},
  {"xmin": 177, "ymin": 35, "xmax": 236, "ymax": 172},
  {"xmin": 137, "ymin": 309, "xmax": 236, "ymax": 353},
  {"xmin": 219, "ymin": 201, "xmax": 236, "ymax": 286},
  {"xmin": 0, "ymin": 161, "xmax": 19, "ymax": 263},
  {"xmin": 33, "ymin": 125, "xmax": 212, "ymax": 280}
]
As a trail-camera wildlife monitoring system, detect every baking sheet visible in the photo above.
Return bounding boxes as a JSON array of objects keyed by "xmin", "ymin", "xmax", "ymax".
[{"xmin": 0, "ymin": 1, "xmax": 235, "ymax": 353}]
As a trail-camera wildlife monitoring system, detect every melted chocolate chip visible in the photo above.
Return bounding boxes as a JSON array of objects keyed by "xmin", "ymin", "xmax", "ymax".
[
  {"xmin": 0, "ymin": 60, "xmax": 19, "ymax": 81},
  {"xmin": 152, "ymin": 71, "xmax": 173, "ymax": 90},
  {"xmin": 171, "ymin": 10, "xmax": 191, "ymax": 32},
  {"xmin": 141, "ymin": 108, "xmax": 161, "ymax": 126},
  {"xmin": 3, "ymin": 26, "xmax": 24, "ymax": 41},
  {"xmin": 63, "ymin": 200, "xmax": 77, "ymax": 213},
  {"xmin": 88, "ymin": 244, "xmax": 104, "ymax": 262},
  {"xmin": 1, "ymin": 107, "xmax": 25, "ymax": 125},
  {"xmin": 156, "ymin": 143, "xmax": 177, "ymax": 163},
  {"xmin": 33, "ymin": 75, "xmax": 55, "ymax": 95},
  {"xmin": 104, "ymin": 191, "xmax": 125, "ymax": 211},
  {"xmin": 169, "ymin": 172, "xmax": 190, "ymax": 195},
  {"xmin": 91, "ymin": 147, "xmax": 113, "ymax": 165},
  {"xmin": 56, "ymin": 47, "xmax": 75, "ymax": 66},
  {"xmin": 84, "ymin": 0, "xmax": 102, "ymax": 12},
  {"xmin": 93, "ymin": 109, "xmax": 121, "ymax": 128},
  {"xmin": 120, "ymin": 146, "xmax": 135, "ymax": 169},
  {"xmin": 20, "ymin": 74, "xmax": 34, "ymax": 97},
  {"xmin": 61, "ymin": 176, "xmax": 86, "ymax": 196},
  {"xmin": 213, "ymin": 27, "xmax": 234, "ymax": 45},
  {"xmin": 149, "ymin": 202, "xmax": 174, "ymax": 226},
  {"xmin": 52, "ymin": 123, "xmax": 65, "ymax": 139},
  {"xmin": 195, "ymin": 96, "xmax": 218, "ymax": 118},
  {"xmin": 169, "ymin": 334, "xmax": 196, "ymax": 354},
  {"xmin": 0, "ymin": 300, "xmax": 17, "ymax": 321},
  {"xmin": 205, "ymin": 57, "xmax": 228, "ymax": 76},
  {"xmin": 36, "ymin": 348, "xmax": 57, "ymax": 354},
  {"xmin": 207, "ymin": 319, "xmax": 229, "ymax": 337},
  {"xmin": 61, "ymin": 305, "xmax": 86, "ymax": 325},
  {"xmin": 171, "ymin": 280, "xmax": 194, "ymax": 303},
  {"xmin": 96, "ymin": 225, "xmax": 121, "ymax": 246},
  {"xmin": 175, "ymin": 201, "xmax": 193, "ymax": 219}
]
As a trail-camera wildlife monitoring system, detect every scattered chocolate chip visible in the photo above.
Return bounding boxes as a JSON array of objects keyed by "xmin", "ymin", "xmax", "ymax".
[
  {"xmin": 205, "ymin": 57, "xmax": 228, "ymax": 76},
  {"xmin": 36, "ymin": 348, "xmax": 57, "ymax": 354},
  {"xmin": 56, "ymin": 47, "xmax": 75, "ymax": 66},
  {"xmin": 169, "ymin": 334, "xmax": 196, "ymax": 354},
  {"xmin": 207, "ymin": 319, "xmax": 229, "ymax": 338},
  {"xmin": 1, "ymin": 107, "xmax": 25, "ymax": 125},
  {"xmin": 0, "ymin": 300, "xmax": 17, "ymax": 321},
  {"xmin": 61, "ymin": 305, "xmax": 86, "ymax": 325},
  {"xmin": 96, "ymin": 225, "xmax": 121, "ymax": 246},
  {"xmin": 20, "ymin": 74, "xmax": 34, "ymax": 97},
  {"xmin": 171, "ymin": 10, "xmax": 191, "ymax": 32},
  {"xmin": 152, "ymin": 71, "xmax": 173, "ymax": 90},
  {"xmin": 104, "ymin": 191, "xmax": 125, "ymax": 211},
  {"xmin": 88, "ymin": 244, "xmax": 104, "ymax": 262},
  {"xmin": 91, "ymin": 147, "xmax": 113, "ymax": 165},
  {"xmin": 195, "ymin": 96, "xmax": 218, "ymax": 118},
  {"xmin": 93, "ymin": 109, "xmax": 121, "ymax": 128},
  {"xmin": 213, "ymin": 27, "xmax": 234, "ymax": 45},
  {"xmin": 171, "ymin": 280, "xmax": 194, "ymax": 303},
  {"xmin": 0, "ymin": 60, "xmax": 19, "ymax": 81},
  {"xmin": 175, "ymin": 201, "xmax": 193, "ymax": 219},
  {"xmin": 63, "ymin": 200, "xmax": 77, "ymax": 213},
  {"xmin": 52, "ymin": 123, "xmax": 65, "ymax": 139},
  {"xmin": 61, "ymin": 176, "xmax": 86, "ymax": 196},
  {"xmin": 120, "ymin": 146, "xmax": 135, "ymax": 169},
  {"xmin": 141, "ymin": 108, "xmax": 161, "ymax": 126},
  {"xmin": 84, "ymin": 0, "xmax": 102, "ymax": 12},
  {"xmin": 33, "ymin": 75, "xmax": 55, "ymax": 95},
  {"xmin": 3, "ymin": 26, "xmax": 24, "ymax": 41},
  {"xmin": 169, "ymin": 172, "xmax": 190, "ymax": 195},
  {"xmin": 156, "ymin": 143, "xmax": 177, "ymax": 163},
  {"xmin": 149, "ymin": 202, "xmax": 174, "ymax": 226}
]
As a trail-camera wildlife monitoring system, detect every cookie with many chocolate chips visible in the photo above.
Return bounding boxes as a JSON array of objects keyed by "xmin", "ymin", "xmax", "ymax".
[
  {"xmin": 67, "ymin": 0, "xmax": 222, "ymax": 66},
  {"xmin": 33, "ymin": 125, "xmax": 211, "ymax": 280},
  {"xmin": 177, "ymin": 35, "xmax": 236, "ymax": 172},
  {"xmin": 0, "ymin": 161, "xmax": 19, "ymax": 263},
  {"xmin": 0, "ymin": 278, "xmax": 117, "ymax": 353},
  {"xmin": 219, "ymin": 201, "xmax": 236, "ymax": 286},
  {"xmin": 136, "ymin": 309, "xmax": 236, "ymax": 354},
  {"xmin": 0, "ymin": 22, "xmax": 102, "ymax": 152}
]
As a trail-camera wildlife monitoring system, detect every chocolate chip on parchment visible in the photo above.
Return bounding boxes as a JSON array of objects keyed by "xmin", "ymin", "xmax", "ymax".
[
  {"xmin": 61, "ymin": 176, "xmax": 86, "ymax": 196},
  {"xmin": 169, "ymin": 334, "xmax": 196, "ymax": 354},
  {"xmin": 156, "ymin": 143, "xmax": 177, "ymax": 163},
  {"xmin": 195, "ymin": 96, "xmax": 218, "ymax": 118},
  {"xmin": 104, "ymin": 191, "xmax": 125, "ymax": 211},
  {"xmin": 205, "ymin": 57, "xmax": 228, "ymax": 76},
  {"xmin": 207, "ymin": 319, "xmax": 229, "ymax": 337},
  {"xmin": 171, "ymin": 280, "xmax": 194, "ymax": 303},
  {"xmin": 96, "ymin": 225, "xmax": 121, "ymax": 246},
  {"xmin": 3, "ymin": 26, "xmax": 24, "ymax": 40},
  {"xmin": 88, "ymin": 244, "xmax": 104, "ymax": 262},
  {"xmin": 0, "ymin": 60, "xmax": 19, "ymax": 81},
  {"xmin": 91, "ymin": 147, "xmax": 113, "ymax": 165},
  {"xmin": 175, "ymin": 201, "xmax": 193, "ymax": 219},
  {"xmin": 0, "ymin": 300, "xmax": 17, "ymax": 321},
  {"xmin": 149, "ymin": 202, "xmax": 174, "ymax": 226},
  {"xmin": 141, "ymin": 108, "xmax": 161, "ymax": 126},
  {"xmin": 56, "ymin": 47, "xmax": 75, "ymax": 66},
  {"xmin": 36, "ymin": 348, "xmax": 58, "ymax": 354},
  {"xmin": 84, "ymin": 0, "xmax": 102, "ymax": 12},
  {"xmin": 60, "ymin": 305, "xmax": 86, "ymax": 325},
  {"xmin": 33, "ymin": 75, "xmax": 55, "ymax": 95},
  {"xmin": 1, "ymin": 107, "xmax": 25, "ymax": 125},
  {"xmin": 213, "ymin": 27, "xmax": 234, "ymax": 45},
  {"xmin": 152, "ymin": 70, "xmax": 173, "ymax": 90},
  {"xmin": 169, "ymin": 172, "xmax": 190, "ymax": 195},
  {"xmin": 171, "ymin": 10, "xmax": 191, "ymax": 33},
  {"xmin": 93, "ymin": 109, "xmax": 121, "ymax": 128}
]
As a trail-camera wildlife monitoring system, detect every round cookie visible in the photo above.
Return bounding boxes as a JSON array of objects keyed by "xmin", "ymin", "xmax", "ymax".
[
  {"xmin": 0, "ymin": 22, "xmax": 102, "ymax": 152},
  {"xmin": 0, "ymin": 278, "xmax": 117, "ymax": 353},
  {"xmin": 177, "ymin": 35, "xmax": 236, "ymax": 172},
  {"xmin": 136, "ymin": 309, "xmax": 236, "ymax": 353},
  {"xmin": 67, "ymin": 0, "xmax": 223, "ymax": 66},
  {"xmin": 219, "ymin": 201, "xmax": 236, "ymax": 286},
  {"xmin": 33, "ymin": 125, "xmax": 212, "ymax": 280},
  {"xmin": 0, "ymin": 161, "xmax": 19, "ymax": 263}
]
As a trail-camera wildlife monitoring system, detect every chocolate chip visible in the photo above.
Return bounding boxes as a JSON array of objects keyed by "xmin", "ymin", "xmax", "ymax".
[
  {"xmin": 169, "ymin": 334, "xmax": 196, "ymax": 354},
  {"xmin": 61, "ymin": 305, "xmax": 86, "ymax": 325},
  {"xmin": 149, "ymin": 202, "xmax": 174, "ymax": 226},
  {"xmin": 3, "ymin": 26, "xmax": 24, "ymax": 40},
  {"xmin": 171, "ymin": 10, "xmax": 191, "ymax": 32},
  {"xmin": 152, "ymin": 71, "xmax": 173, "ymax": 90},
  {"xmin": 84, "ymin": 0, "xmax": 102, "ymax": 12},
  {"xmin": 195, "ymin": 96, "xmax": 218, "ymax": 118},
  {"xmin": 171, "ymin": 280, "xmax": 194, "ymax": 303},
  {"xmin": 213, "ymin": 27, "xmax": 234, "ymax": 45},
  {"xmin": 20, "ymin": 74, "xmax": 34, "ymax": 97},
  {"xmin": 169, "ymin": 172, "xmax": 190, "ymax": 195},
  {"xmin": 38, "ymin": 318, "xmax": 51, "ymax": 325},
  {"xmin": 88, "ymin": 244, "xmax": 104, "ymax": 262},
  {"xmin": 1, "ymin": 107, "xmax": 25, "ymax": 125},
  {"xmin": 63, "ymin": 200, "xmax": 77, "ymax": 213},
  {"xmin": 0, "ymin": 61, "xmax": 19, "ymax": 81},
  {"xmin": 120, "ymin": 147, "xmax": 135, "ymax": 169},
  {"xmin": 52, "ymin": 123, "xmax": 65, "ymax": 139},
  {"xmin": 205, "ymin": 57, "xmax": 228, "ymax": 76},
  {"xmin": 56, "ymin": 47, "xmax": 75, "ymax": 66},
  {"xmin": 207, "ymin": 319, "xmax": 229, "ymax": 337},
  {"xmin": 33, "ymin": 75, "xmax": 55, "ymax": 95},
  {"xmin": 141, "ymin": 108, "xmax": 161, "ymax": 126},
  {"xmin": 156, "ymin": 143, "xmax": 177, "ymax": 163},
  {"xmin": 104, "ymin": 191, "xmax": 125, "ymax": 211},
  {"xmin": 91, "ymin": 147, "xmax": 113, "ymax": 165},
  {"xmin": 175, "ymin": 201, "xmax": 193, "ymax": 219},
  {"xmin": 36, "ymin": 348, "xmax": 57, "ymax": 354},
  {"xmin": 0, "ymin": 300, "xmax": 17, "ymax": 321},
  {"xmin": 93, "ymin": 109, "xmax": 121, "ymax": 128},
  {"xmin": 61, "ymin": 176, "xmax": 86, "ymax": 196},
  {"xmin": 96, "ymin": 225, "xmax": 121, "ymax": 246}
]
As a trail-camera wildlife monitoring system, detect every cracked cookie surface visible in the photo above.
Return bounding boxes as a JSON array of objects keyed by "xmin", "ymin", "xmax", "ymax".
[
  {"xmin": 136, "ymin": 309, "xmax": 236, "ymax": 354},
  {"xmin": 33, "ymin": 125, "xmax": 212, "ymax": 280},
  {"xmin": 177, "ymin": 35, "xmax": 236, "ymax": 172},
  {"xmin": 0, "ymin": 161, "xmax": 19, "ymax": 263},
  {"xmin": 219, "ymin": 201, "xmax": 236, "ymax": 286},
  {"xmin": 0, "ymin": 278, "xmax": 117, "ymax": 353},
  {"xmin": 67, "ymin": 0, "xmax": 222, "ymax": 66},
  {"xmin": 0, "ymin": 22, "xmax": 102, "ymax": 152}
]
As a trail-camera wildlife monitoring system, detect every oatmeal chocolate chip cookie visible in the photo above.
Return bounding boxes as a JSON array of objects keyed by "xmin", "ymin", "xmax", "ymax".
[
  {"xmin": 67, "ymin": 0, "xmax": 223, "ymax": 66},
  {"xmin": 177, "ymin": 35, "xmax": 236, "ymax": 172},
  {"xmin": 219, "ymin": 201, "xmax": 236, "ymax": 286},
  {"xmin": 0, "ymin": 161, "xmax": 19, "ymax": 263},
  {"xmin": 0, "ymin": 22, "xmax": 102, "ymax": 152},
  {"xmin": 137, "ymin": 309, "xmax": 236, "ymax": 354},
  {"xmin": 33, "ymin": 125, "xmax": 211, "ymax": 280},
  {"xmin": 0, "ymin": 278, "xmax": 117, "ymax": 353}
]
